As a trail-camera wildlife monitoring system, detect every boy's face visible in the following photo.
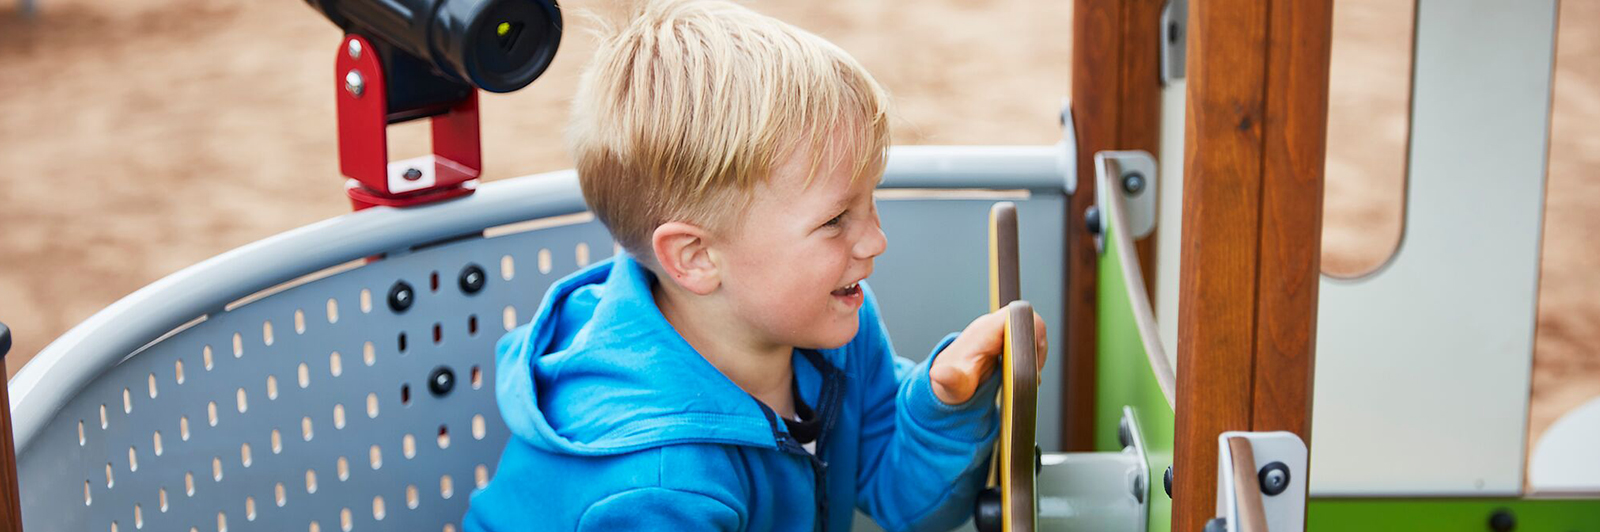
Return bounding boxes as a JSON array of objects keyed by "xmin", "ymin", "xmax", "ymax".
[{"xmin": 714, "ymin": 140, "xmax": 887, "ymax": 351}]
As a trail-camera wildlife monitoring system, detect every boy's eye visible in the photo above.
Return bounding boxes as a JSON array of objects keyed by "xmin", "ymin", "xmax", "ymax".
[{"xmin": 823, "ymin": 211, "xmax": 847, "ymax": 228}]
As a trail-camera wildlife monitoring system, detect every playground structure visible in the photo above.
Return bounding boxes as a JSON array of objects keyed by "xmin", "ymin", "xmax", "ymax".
[{"xmin": 3, "ymin": 0, "xmax": 1600, "ymax": 531}]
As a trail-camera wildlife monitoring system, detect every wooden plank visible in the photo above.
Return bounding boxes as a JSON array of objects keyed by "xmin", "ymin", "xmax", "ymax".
[
  {"xmin": 1253, "ymin": 0, "xmax": 1331, "ymax": 440},
  {"xmin": 1172, "ymin": 0, "xmax": 1330, "ymax": 530},
  {"xmin": 1, "ymin": 358, "xmax": 23, "ymax": 532},
  {"xmin": 1067, "ymin": 0, "xmax": 1166, "ymax": 453},
  {"xmin": 1118, "ymin": 0, "xmax": 1166, "ymax": 300},
  {"xmin": 1065, "ymin": 0, "xmax": 1118, "ymax": 453}
]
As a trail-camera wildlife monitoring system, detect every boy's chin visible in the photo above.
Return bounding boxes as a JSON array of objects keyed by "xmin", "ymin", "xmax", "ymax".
[{"xmin": 796, "ymin": 322, "xmax": 860, "ymax": 351}]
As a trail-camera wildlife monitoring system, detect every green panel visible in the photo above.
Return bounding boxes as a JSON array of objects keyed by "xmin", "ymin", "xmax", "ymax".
[
  {"xmin": 1095, "ymin": 221, "xmax": 1176, "ymax": 532},
  {"xmin": 1308, "ymin": 498, "xmax": 1600, "ymax": 531}
]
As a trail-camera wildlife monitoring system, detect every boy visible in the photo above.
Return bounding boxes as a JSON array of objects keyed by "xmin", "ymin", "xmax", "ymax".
[{"xmin": 464, "ymin": 1, "xmax": 1048, "ymax": 530}]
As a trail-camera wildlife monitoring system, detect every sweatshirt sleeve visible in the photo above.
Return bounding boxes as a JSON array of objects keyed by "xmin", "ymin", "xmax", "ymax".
[
  {"xmin": 853, "ymin": 285, "xmax": 1001, "ymax": 532},
  {"xmin": 576, "ymin": 488, "xmax": 742, "ymax": 531}
]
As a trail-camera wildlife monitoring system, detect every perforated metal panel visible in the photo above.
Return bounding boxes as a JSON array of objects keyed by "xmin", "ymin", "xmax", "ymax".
[
  {"xmin": 18, "ymin": 218, "xmax": 616, "ymax": 532},
  {"xmin": 14, "ymin": 147, "xmax": 1073, "ymax": 532}
]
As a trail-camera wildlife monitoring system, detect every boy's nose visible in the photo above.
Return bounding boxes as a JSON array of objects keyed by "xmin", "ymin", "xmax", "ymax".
[{"xmin": 854, "ymin": 222, "xmax": 887, "ymax": 259}]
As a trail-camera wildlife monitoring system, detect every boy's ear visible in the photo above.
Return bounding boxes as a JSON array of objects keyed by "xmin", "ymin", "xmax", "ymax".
[{"xmin": 651, "ymin": 222, "xmax": 721, "ymax": 295}]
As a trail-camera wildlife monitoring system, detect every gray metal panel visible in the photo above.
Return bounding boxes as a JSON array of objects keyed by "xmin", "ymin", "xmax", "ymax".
[
  {"xmin": 873, "ymin": 193, "xmax": 1066, "ymax": 453},
  {"xmin": 11, "ymin": 145, "xmax": 1071, "ymax": 530},
  {"xmin": 1311, "ymin": 0, "xmax": 1556, "ymax": 496},
  {"xmin": 19, "ymin": 217, "xmax": 616, "ymax": 532}
]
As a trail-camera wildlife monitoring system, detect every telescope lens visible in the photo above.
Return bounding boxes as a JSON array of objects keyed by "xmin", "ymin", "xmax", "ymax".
[{"xmin": 462, "ymin": 0, "xmax": 560, "ymax": 93}]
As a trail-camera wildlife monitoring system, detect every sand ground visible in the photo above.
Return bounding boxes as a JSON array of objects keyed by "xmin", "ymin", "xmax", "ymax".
[{"xmin": 2, "ymin": 0, "xmax": 1595, "ymax": 474}]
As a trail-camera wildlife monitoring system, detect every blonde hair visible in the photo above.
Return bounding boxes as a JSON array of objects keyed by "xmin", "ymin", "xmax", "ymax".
[{"xmin": 569, "ymin": 0, "xmax": 890, "ymax": 263}]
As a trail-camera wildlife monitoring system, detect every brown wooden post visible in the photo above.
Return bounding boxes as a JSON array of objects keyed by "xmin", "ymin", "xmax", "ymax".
[
  {"xmin": 1171, "ymin": 0, "xmax": 1331, "ymax": 530},
  {"xmin": 1067, "ymin": 0, "xmax": 1165, "ymax": 452},
  {"xmin": 1, "ymin": 323, "xmax": 22, "ymax": 531}
]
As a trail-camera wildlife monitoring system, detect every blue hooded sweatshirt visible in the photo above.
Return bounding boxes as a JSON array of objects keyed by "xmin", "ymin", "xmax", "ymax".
[{"xmin": 463, "ymin": 255, "xmax": 999, "ymax": 531}]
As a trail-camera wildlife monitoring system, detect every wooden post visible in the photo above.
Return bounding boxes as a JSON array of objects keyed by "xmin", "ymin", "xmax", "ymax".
[
  {"xmin": 1067, "ymin": 0, "xmax": 1165, "ymax": 452},
  {"xmin": 1171, "ymin": 0, "xmax": 1331, "ymax": 530},
  {"xmin": 1, "ymin": 323, "xmax": 22, "ymax": 531}
]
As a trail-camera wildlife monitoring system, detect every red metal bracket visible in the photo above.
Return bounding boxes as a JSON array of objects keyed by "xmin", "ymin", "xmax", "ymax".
[{"xmin": 335, "ymin": 34, "xmax": 481, "ymax": 211}]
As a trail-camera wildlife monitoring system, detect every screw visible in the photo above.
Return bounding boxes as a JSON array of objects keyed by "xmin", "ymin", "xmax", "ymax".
[
  {"xmin": 427, "ymin": 367, "xmax": 456, "ymax": 397},
  {"xmin": 1085, "ymin": 206, "xmax": 1102, "ymax": 236},
  {"xmin": 1488, "ymin": 508, "xmax": 1516, "ymax": 532},
  {"xmin": 388, "ymin": 281, "xmax": 415, "ymax": 313},
  {"xmin": 402, "ymin": 168, "xmax": 423, "ymax": 181},
  {"xmin": 1164, "ymin": 466, "xmax": 1174, "ymax": 498},
  {"xmin": 1258, "ymin": 462, "xmax": 1291, "ymax": 496},
  {"xmin": 1122, "ymin": 172, "xmax": 1147, "ymax": 195},
  {"xmin": 1168, "ymin": 21, "xmax": 1181, "ymax": 45},
  {"xmin": 1117, "ymin": 415, "xmax": 1133, "ymax": 448},
  {"xmin": 347, "ymin": 39, "xmax": 363, "ymax": 60},
  {"xmin": 459, "ymin": 264, "xmax": 487, "ymax": 294},
  {"xmin": 345, "ymin": 70, "xmax": 365, "ymax": 98},
  {"xmin": 1131, "ymin": 474, "xmax": 1146, "ymax": 503}
]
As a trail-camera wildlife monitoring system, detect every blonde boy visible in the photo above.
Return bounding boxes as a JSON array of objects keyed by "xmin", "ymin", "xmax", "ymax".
[{"xmin": 465, "ymin": 1, "xmax": 1046, "ymax": 530}]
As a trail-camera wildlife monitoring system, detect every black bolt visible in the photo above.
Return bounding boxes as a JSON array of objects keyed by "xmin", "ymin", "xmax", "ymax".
[
  {"xmin": 388, "ymin": 281, "xmax": 415, "ymax": 313},
  {"xmin": 1123, "ymin": 172, "xmax": 1147, "ymax": 195},
  {"xmin": 0, "ymin": 321, "xmax": 10, "ymax": 361},
  {"xmin": 973, "ymin": 488, "xmax": 1002, "ymax": 532},
  {"xmin": 1131, "ymin": 474, "xmax": 1146, "ymax": 503},
  {"xmin": 402, "ymin": 168, "xmax": 423, "ymax": 181},
  {"xmin": 1164, "ymin": 466, "xmax": 1174, "ymax": 498},
  {"xmin": 428, "ymin": 366, "xmax": 456, "ymax": 397},
  {"xmin": 1085, "ymin": 206, "xmax": 1103, "ymax": 236},
  {"xmin": 1488, "ymin": 508, "xmax": 1516, "ymax": 532},
  {"xmin": 1168, "ymin": 21, "xmax": 1181, "ymax": 45},
  {"xmin": 1258, "ymin": 461, "xmax": 1291, "ymax": 496},
  {"xmin": 1203, "ymin": 518, "xmax": 1228, "ymax": 532},
  {"xmin": 1117, "ymin": 416, "xmax": 1133, "ymax": 448},
  {"xmin": 459, "ymin": 264, "xmax": 486, "ymax": 294},
  {"xmin": 1035, "ymin": 444, "xmax": 1043, "ymax": 474}
]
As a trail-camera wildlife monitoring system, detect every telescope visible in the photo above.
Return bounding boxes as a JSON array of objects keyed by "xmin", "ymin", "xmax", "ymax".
[
  {"xmin": 303, "ymin": 0, "xmax": 563, "ymax": 210},
  {"xmin": 305, "ymin": 0, "xmax": 562, "ymax": 94}
]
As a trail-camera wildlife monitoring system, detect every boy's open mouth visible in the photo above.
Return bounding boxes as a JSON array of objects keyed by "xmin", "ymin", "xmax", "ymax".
[{"xmin": 831, "ymin": 282, "xmax": 861, "ymax": 297}]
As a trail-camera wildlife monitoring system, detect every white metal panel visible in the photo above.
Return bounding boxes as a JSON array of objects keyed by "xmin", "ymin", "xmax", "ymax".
[
  {"xmin": 1310, "ymin": 0, "xmax": 1556, "ymax": 496},
  {"xmin": 1155, "ymin": 79, "xmax": 1186, "ymax": 373},
  {"xmin": 1530, "ymin": 397, "xmax": 1600, "ymax": 494}
]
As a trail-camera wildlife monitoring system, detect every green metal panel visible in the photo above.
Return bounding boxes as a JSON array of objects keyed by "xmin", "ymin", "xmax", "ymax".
[
  {"xmin": 1308, "ymin": 499, "xmax": 1600, "ymax": 531},
  {"xmin": 1095, "ymin": 221, "xmax": 1176, "ymax": 532}
]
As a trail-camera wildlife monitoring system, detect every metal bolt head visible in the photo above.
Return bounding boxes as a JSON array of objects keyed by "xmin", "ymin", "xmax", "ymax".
[
  {"xmin": 1084, "ymin": 206, "xmax": 1103, "ymax": 236},
  {"xmin": 345, "ymin": 70, "xmax": 365, "ymax": 98},
  {"xmin": 459, "ymin": 264, "xmax": 487, "ymax": 294},
  {"xmin": 1131, "ymin": 473, "xmax": 1146, "ymax": 503},
  {"xmin": 388, "ymin": 281, "xmax": 415, "ymax": 313},
  {"xmin": 402, "ymin": 168, "xmax": 423, "ymax": 181},
  {"xmin": 1487, "ymin": 508, "xmax": 1516, "ymax": 532},
  {"xmin": 1122, "ymin": 172, "xmax": 1147, "ymax": 195},
  {"xmin": 1117, "ymin": 415, "xmax": 1133, "ymax": 448},
  {"xmin": 347, "ymin": 39, "xmax": 363, "ymax": 60},
  {"xmin": 427, "ymin": 366, "xmax": 456, "ymax": 397},
  {"xmin": 1164, "ymin": 466, "xmax": 1174, "ymax": 498},
  {"xmin": 1258, "ymin": 461, "xmax": 1291, "ymax": 496}
]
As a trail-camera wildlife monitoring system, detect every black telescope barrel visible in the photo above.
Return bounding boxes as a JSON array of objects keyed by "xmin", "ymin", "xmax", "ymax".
[{"xmin": 305, "ymin": 0, "xmax": 562, "ymax": 93}]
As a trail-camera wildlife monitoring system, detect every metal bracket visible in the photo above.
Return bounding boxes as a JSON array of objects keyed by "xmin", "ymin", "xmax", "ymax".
[
  {"xmin": 1161, "ymin": 0, "xmax": 1188, "ymax": 86},
  {"xmin": 1211, "ymin": 431, "xmax": 1308, "ymax": 532},
  {"xmin": 1059, "ymin": 100, "xmax": 1080, "ymax": 196},
  {"xmin": 1092, "ymin": 150, "xmax": 1159, "ymax": 255},
  {"xmin": 1035, "ymin": 407, "xmax": 1150, "ymax": 531}
]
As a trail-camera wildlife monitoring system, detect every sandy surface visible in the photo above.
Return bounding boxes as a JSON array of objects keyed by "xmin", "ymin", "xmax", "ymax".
[{"xmin": 2, "ymin": 0, "xmax": 1595, "ymax": 473}]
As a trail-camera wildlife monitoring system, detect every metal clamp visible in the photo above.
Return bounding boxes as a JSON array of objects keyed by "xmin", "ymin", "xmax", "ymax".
[
  {"xmin": 1091, "ymin": 150, "xmax": 1160, "ymax": 254},
  {"xmin": 1034, "ymin": 407, "xmax": 1150, "ymax": 531},
  {"xmin": 1161, "ymin": 0, "xmax": 1188, "ymax": 86},
  {"xmin": 1209, "ymin": 431, "xmax": 1308, "ymax": 532}
]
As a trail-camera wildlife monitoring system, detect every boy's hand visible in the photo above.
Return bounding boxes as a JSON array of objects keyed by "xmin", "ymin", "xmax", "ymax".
[{"xmin": 929, "ymin": 309, "xmax": 1049, "ymax": 405}]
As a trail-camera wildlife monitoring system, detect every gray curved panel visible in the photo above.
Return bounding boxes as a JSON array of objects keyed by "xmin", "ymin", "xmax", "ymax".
[{"xmin": 12, "ymin": 145, "xmax": 1070, "ymax": 531}]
